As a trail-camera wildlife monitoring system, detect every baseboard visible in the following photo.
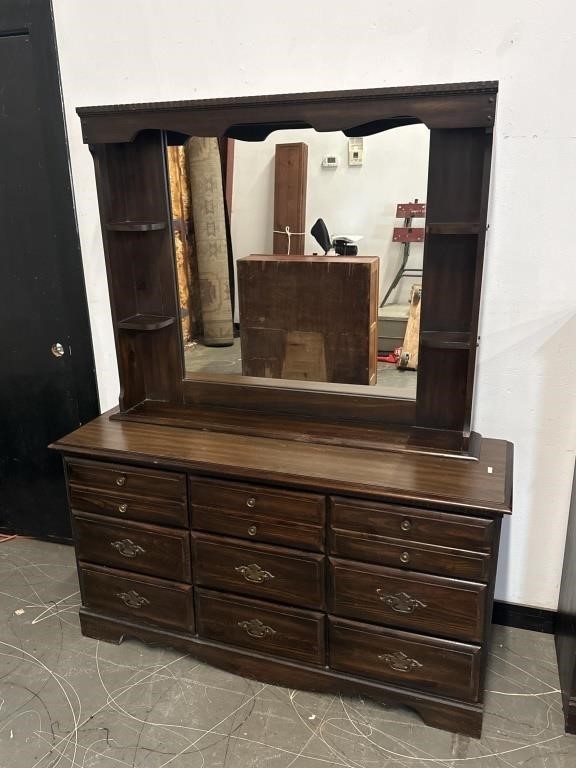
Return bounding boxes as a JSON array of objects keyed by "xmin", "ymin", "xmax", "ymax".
[{"xmin": 492, "ymin": 600, "xmax": 556, "ymax": 634}]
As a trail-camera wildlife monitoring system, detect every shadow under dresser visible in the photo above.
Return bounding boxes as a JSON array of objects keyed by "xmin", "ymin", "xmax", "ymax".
[{"xmin": 51, "ymin": 412, "xmax": 513, "ymax": 738}]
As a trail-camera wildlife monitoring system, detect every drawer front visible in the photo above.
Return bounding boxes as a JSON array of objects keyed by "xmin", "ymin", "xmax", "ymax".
[
  {"xmin": 79, "ymin": 564, "xmax": 194, "ymax": 632},
  {"xmin": 196, "ymin": 587, "xmax": 325, "ymax": 665},
  {"xmin": 69, "ymin": 486, "xmax": 187, "ymax": 528},
  {"xmin": 331, "ymin": 497, "xmax": 494, "ymax": 552},
  {"xmin": 330, "ymin": 530, "xmax": 490, "ymax": 582},
  {"xmin": 192, "ymin": 534, "xmax": 325, "ymax": 610},
  {"xmin": 74, "ymin": 514, "xmax": 191, "ymax": 582},
  {"xmin": 330, "ymin": 558, "xmax": 486, "ymax": 642},
  {"xmin": 329, "ymin": 618, "xmax": 481, "ymax": 702},
  {"xmin": 67, "ymin": 459, "xmax": 187, "ymax": 503},
  {"xmin": 190, "ymin": 477, "xmax": 325, "ymax": 552}
]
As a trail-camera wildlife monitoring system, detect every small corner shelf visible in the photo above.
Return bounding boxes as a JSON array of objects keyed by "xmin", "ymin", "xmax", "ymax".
[
  {"xmin": 106, "ymin": 220, "xmax": 167, "ymax": 232},
  {"xmin": 118, "ymin": 314, "xmax": 176, "ymax": 331},
  {"xmin": 425, "ymin": 222, "xmax": 481, "ymax": 235},
  {"xmin": 420, "ymin": 331, "xmax": 472, "ymax": 350}
]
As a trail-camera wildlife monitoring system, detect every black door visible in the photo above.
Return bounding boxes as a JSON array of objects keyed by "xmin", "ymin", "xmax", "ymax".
[{"xmin": 0, "ymin": 0, "xmax": 99, "ymax": 539}]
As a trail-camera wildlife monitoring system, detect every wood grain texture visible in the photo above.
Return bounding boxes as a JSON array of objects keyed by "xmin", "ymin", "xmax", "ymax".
[
  {"xmin": 52, "ymin": 415, "xmax": 513, "ymax": 516},
  {"xmin": 69, "ymin": 485, "xmax": 188, "ymax": 528},
  {"xmin": 273, "ymin": 143, "xmax": 307, "ymax": 255}
]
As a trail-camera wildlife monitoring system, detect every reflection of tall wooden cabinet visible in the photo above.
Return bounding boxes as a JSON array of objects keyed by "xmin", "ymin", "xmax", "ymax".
[
  {"xmin": 238, "ymin": 255, "xmax": 379, "ymax": 385},
  {"xmin": 50, "ymin": 81, "xmax": 513, "ymax": 739}
]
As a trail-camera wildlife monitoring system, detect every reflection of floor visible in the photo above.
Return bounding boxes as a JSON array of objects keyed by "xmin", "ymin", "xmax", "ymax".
[
  {"xmin": 2, "ymin": 536, "xmax": 574, "ymax": 768},
  {"xmin": 184, "ymin": 339, "xmax": 417, "ymax": 398}
]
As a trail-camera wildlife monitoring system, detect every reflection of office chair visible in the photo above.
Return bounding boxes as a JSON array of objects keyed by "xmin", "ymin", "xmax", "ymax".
[
  {"xmin": 311, "ymin": 218, "xmax": 360, "ymax": 256},
  {"xmin": 380, "ymin": 200, "xmax": 425, "ymax": 306}
]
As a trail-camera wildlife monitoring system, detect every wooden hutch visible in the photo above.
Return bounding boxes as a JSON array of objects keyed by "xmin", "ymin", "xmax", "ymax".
[{"xmin": 52, "ymin": 81, "xmax": 513, "ymax": 738}]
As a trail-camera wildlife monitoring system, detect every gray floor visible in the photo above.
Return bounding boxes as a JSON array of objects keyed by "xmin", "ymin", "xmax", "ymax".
[
  {"xmin": 185, "ymin": 340, "xmax": 417, "ymax": 399},
  {"xmin": 1, "ymin": 537, "xmax": 573, "ymax": 768}
]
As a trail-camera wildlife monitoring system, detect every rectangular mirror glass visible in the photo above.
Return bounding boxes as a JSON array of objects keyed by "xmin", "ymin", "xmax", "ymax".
[{"xmin": 167, "ymin": 124, "xmax": 429, "ymax": 400}]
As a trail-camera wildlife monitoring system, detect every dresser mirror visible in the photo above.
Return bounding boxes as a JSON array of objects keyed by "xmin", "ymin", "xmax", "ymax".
[
  {"xmin": 167, "ymin": 125, "xmax": 429, "ymax": 400},
  {"xmin": 79, "ymin": 81, "xmax": 496, "ymax": 453}
]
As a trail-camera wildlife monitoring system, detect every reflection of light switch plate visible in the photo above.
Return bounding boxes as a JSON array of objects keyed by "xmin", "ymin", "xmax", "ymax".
[
  {"xmin": 348, "ymin": 137, "xmax": 364, "ymax": 166},
  {"xmin": 322, "ymin": 155, "xmax": 339, "ymax": 168}
]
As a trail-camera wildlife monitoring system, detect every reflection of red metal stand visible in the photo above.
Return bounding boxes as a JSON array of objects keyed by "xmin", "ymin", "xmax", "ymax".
[{"xmin": 380, "ymin": 199, "xmax": 426, "ymax": 306}]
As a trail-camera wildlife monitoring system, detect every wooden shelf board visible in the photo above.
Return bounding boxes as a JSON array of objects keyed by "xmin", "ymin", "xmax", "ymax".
[
  {"xmin": 420, "ymin": 331, "xmax": 472, "ymax": 350},
  {"xmin": 118, "ymin": 314, "xmax": 175, "ymax": 331},
  {"xmin": 426, "ymin": 223, "xmax": 481, "ymax": 235},
  {"xmin": 106, "ymin": 220, "xmax": 167, "ymax": 232}
]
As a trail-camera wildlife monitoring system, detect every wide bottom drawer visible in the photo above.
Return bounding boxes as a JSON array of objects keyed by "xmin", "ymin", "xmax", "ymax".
[
  {"xmin": 79, "ymin": 563, "xmax": 194, "ymax": 632},
  {"xmin": 195, "ymin": 587, "xmax": 325, "ymax": 666},
  {"xmin": 329, "ymin": 617, "xmax": 481, "ymax": 702}
]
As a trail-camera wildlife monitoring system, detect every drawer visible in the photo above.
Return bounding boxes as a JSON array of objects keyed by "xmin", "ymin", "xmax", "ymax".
[
  {"xmin": 67, "ymin": 459, "xmax": 187, "ymax": 503},
  {"xmin": 192, "ymin": 533, "xmax": 325, "ymax": 610},
  {"xmin": 330, "ymin": 530, "xmax": 490, "ymax": 582},
  {"xmin": 329, "ymin": 617, "xmax": 481, "ymax": 702},
  {"xmin": 79, "ymin": 563, "xmax": 194, "ymax": 632},
  {"xmin": 69, "ymin": 486, "xmax": 187, "ymax": 528},
  {"xmin": 73, "ymin": 514, "xmax": 191, "ymax": 582},
  {"xmin": 330, "ymin": 558, "xmax": 486, "ymax": 643},
  {"xmin": 190, "ymin": 477, "xmax": 325, "ymax": 552},
  {"xmin": 330, "ymin": 497, "xmax": 494, "ymax": 552},
  {"xmin": 196, "ymin": 587, "xmax": 325, "ymax": 666}
]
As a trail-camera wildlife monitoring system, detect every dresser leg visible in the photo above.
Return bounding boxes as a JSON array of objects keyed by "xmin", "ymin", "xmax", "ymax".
[
  {"xmin": 80, "ymin": 610, "xmax": 125, "ymax": 645},
  {"xmin": 412, "ymin": 699, "xmax": 482, "ymax": 739}
]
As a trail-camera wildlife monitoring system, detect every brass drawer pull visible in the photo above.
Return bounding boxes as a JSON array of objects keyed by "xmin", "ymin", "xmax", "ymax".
[
  {"xmin": 376, "ymin": 590, "xmax": 427, "ymax": 614},
  {"xmin": 247, "ymin": 524, "xmax": 258, "ymax": 536},
  {"xmin": 111, "ymin": 538, "xmax": 145, "ymax": 558},
  {"xmin": 400, "ymin": 519, "xmax": 411, "ymax": 532},
  {"xmin": 237, "ymin": 618, "xmax": 276, "ymax": 639},
  {"xmin": 246, "ymin": 497, "xmax": 257, "ymax": 508},
  {"xmin": 400, "ymin": 551, "xmax": 410, "ymax": 564},
  {"xmin": 378, "ymin": 650, "xmax": 423, "ymax": 673},
  {"xmin": 115, "ymin": 589, "xmax": 149, "ymax": 609},
  {"xmin": 118, "ymin": 503, "xmax": 128, "ymax": 514},
  {"xmin": 115, "ymin": 475, "xmax": 127, "ymax": 487},
  {"xmin": 235, "ymin": 563, "xmax": 274, "ymax": 584}
]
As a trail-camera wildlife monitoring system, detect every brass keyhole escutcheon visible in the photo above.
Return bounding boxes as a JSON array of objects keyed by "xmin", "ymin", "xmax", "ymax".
[
  {"xmin": 401, "ymin": 519, "xmax": 411, "ymax": 532},
  {"xmin": 118, "ymin": 503, "xmax": 128, "ymax": 513},
  {"xmin": 51, "ymin": 342, "xmax": 65, "ymax": 358},
  {"xmin": 116, "ymin": 475, "xmax": 127, "ymax": 487},
  {"xmin": 400, "ymin": 551, "xmax": 410, "ymax": 564},
  {"xmin": 248, "ymin": 524, "xmax": 257, "ymax": 536},
  {"xmin": 246, "ymin": 497, "xmax": 256, "ymax": 508}
]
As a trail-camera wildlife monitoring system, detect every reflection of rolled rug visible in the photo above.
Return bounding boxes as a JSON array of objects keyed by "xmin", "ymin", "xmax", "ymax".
[{"xmin": 187, "ymin": 137, "xmax": 234, "ymax": 346}]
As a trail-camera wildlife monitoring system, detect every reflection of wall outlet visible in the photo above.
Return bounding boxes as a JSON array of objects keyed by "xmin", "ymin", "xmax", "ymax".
[
  {"xmin": 322, "ymin": 155, "xmax": 339, "ymax": 168},
  {"xmin": 348, "ymin": 137, "xmax": 364, "ymax": 166}
]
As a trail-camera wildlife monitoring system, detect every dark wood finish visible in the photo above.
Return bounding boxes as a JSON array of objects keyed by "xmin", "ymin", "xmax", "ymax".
[
  {"xmin": 73, "ymin": 513, "xmax": 191, "ymax": 581},
  {"xmin": 556, "ymin": 460, "xmax": 576, "ymax": 733},
  {"xmin": 76, "ymin": 81, "xmax": 497, "ymax": 453},
  {"xmin": 192, "ymin": 533, "xmax": 325, "ymax": 610},
  {"xmin": 117, "ymin": 314, "xmax": 175, "ymax": 331},
  {"xmin": 493, "ymin": 601, "xmax": 556, "ymax": 634},
  {"xmin": 66, "ymin": 458, "xmax": 187, "ymax": 502},
  {"xmin": 106, "ymin": 220, "xmax": 167, "ymax": 232},
  {"xmin": 195, "ymin": 587, "xmax": 325, "ymax": 665},
  {"xmin": 273, "ymin": 143, "xmax": 308, "ymax": 255},
  {"xmin": 78, "ymin": 563, "xmax": 194, "ymax": 632},
  {"xmin": 0, "ymin": 0, "xmax": 99, "ymax": 539},
  {"xmin": 69, "ymin": 485, "xmax": 187, "ymax": 527},
  {"xmin": 329, "ymin": 617, "xmax": 481, "ymax": 702},
  {"xmin": 190, "ymin": 476, "xmax": 325, "ymax": 551},
  {"xmin": 238, "ymin": 255, "xmax": 378, "ymax": 385},
  {"xmin": 330, "ymin": 558, "xmax": 486, "ymax": 642}
]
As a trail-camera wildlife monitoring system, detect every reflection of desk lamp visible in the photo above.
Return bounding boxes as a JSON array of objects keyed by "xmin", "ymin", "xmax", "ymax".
[{"xmin": 311, "ymin": 218, "xmax": 362, "ymax": 256}]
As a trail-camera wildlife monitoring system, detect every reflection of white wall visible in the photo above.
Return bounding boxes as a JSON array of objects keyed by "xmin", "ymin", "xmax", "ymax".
[
  {"xmin": 231, "ymin": 126, "xmax": 429, "ymax": 318},
  {"xmin": 52, "ymin": 0, "xmax": 576, "ymax": 614}
]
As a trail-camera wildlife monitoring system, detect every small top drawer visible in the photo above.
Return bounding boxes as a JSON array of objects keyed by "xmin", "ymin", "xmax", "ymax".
[
  {"xmin": 67, "ymin": 459, "xmax": 187, "ymax": 504},
  {"xmin": 330, "ymin": 497, "xmax": 495, "ymax": 553},
  {"xmin": 190, "ymin": 477, "xmax": 325, "ymax": 552}
]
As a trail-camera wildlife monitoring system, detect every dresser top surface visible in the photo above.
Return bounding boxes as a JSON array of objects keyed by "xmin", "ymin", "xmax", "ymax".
[{"xmin": 52, "ymin": 414, "xmax": 513, "ymax": 516}]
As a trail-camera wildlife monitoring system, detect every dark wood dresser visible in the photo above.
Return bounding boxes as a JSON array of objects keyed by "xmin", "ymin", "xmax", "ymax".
[
  {"xmin": 556, "ymin": 460, "xmax": 576, "ymax": 733},
  {"xmin": 52, "ymin": 414, "xmax": 512, "ymax": 738}
]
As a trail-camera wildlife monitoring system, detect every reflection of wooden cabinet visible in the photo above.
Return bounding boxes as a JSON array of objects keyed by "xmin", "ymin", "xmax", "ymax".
[{"xmin": 238, "ymin": 255, "xmax": 379, "ymax": 385}]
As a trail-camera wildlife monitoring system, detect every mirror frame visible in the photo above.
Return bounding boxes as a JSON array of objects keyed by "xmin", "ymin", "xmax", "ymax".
[{"xmin": 79, "ymin": 81, "xmax": 497, "ymax": 455}]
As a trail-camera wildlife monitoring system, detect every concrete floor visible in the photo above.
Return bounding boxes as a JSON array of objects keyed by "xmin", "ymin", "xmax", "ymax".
[
  {"xmin": 0, "ymin": 537, "xmax": 573, "ymax": 767},
  {"xmin": 185, "ymin": 339, "xmax": 417, "ymax": 399}
]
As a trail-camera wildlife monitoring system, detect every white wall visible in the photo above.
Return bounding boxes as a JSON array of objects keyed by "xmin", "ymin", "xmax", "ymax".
[
  {"xmin": 230, "ymin": 126, "xmax": 429, "ymax": 317},
  {"xmin": 52, "ymin": 0, "xmax": 576, "ymax": 611}
]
